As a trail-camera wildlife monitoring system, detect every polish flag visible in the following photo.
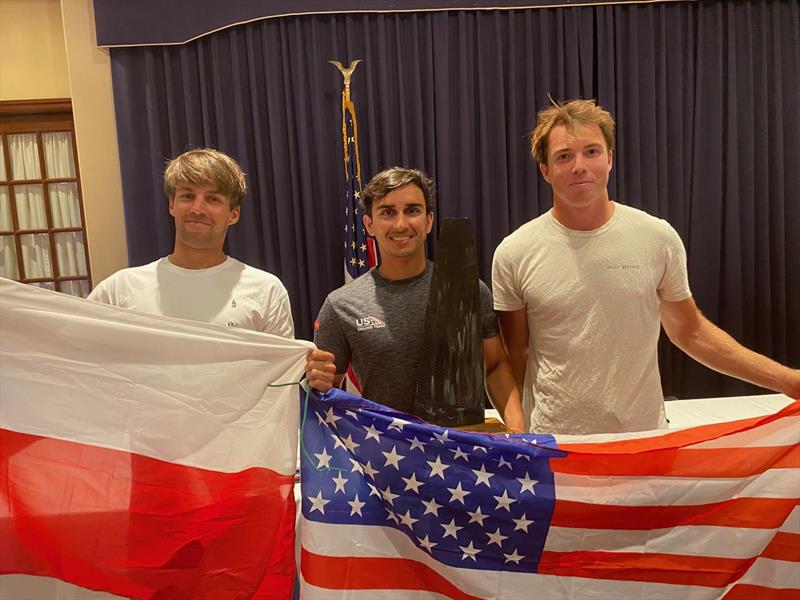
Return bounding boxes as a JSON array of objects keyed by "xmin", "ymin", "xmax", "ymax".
[{"xmin": 0, "ymin": 278, "xmax": 311, "ymax": 599}]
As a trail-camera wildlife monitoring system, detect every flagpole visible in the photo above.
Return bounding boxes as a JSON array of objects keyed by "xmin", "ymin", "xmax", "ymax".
[
  {"xmin": 329, "ymin": 60, "xmax": 363, "ymax": 184},
  {"xmin": 330, "ymin": 59, "xmax": 373, "ymax": 395}
]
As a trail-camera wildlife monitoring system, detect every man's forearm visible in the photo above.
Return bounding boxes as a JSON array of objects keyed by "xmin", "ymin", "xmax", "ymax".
[
  {"xmin": 485, "ymin": 361, "xmax": 525, "ymax": 433},
  {"xmin": 507, "ymin": 351, "xmax": 528, "ymax": 391},
  {"xmin": 675, "ymin": 318, "xmax": 800, "ymax": 397}
]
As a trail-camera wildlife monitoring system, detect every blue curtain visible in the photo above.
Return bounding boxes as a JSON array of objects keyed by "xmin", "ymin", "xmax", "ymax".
[{"xmin": 109, "ymin": 1, "xmax": 800, "ymax": 398}]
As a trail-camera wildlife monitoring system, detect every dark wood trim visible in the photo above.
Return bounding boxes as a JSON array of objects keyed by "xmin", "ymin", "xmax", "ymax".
[{"xmin": 0, "ymin": 99, "xmax": 72, "ymax": 116}]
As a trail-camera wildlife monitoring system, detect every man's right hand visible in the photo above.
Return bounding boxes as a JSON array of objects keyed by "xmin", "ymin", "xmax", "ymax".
[{"xmin": 305, "ymin": 349, "xmax": 337, "ymax": 392}]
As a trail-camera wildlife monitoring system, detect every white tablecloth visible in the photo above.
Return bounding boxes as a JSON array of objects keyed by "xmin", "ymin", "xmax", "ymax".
[{"xmin": 485, "ymin": 393, "xmax": 794, "ymax": 431}]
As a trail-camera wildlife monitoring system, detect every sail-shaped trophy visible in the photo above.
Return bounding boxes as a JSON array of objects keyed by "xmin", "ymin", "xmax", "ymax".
[{"xmin": 413, "ymin": 217, "xmax": 485, "ymax": 426}]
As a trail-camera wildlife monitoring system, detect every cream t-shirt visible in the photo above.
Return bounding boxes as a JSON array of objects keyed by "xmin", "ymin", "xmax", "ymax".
[{"xmin": 492, "ymin": 203, "xmax": 691, "ymax": 434}]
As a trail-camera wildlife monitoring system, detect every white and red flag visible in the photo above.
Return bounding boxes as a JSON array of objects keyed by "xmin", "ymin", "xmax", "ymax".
[{"xmin": 0, "ymin": 278, "xmax": 311, "ymax": 599}]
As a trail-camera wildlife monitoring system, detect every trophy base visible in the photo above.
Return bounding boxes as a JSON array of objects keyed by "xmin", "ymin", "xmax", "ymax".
[
  {"xmin": 454, "ymin": 417, "xmax": 510, "ymax": 434},
  {"xmin": 422, "ymin": 406, "xmax": 484, "ymax": 428}
]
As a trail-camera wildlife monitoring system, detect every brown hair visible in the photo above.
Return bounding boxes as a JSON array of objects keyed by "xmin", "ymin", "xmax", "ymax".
[
  {"xmin": 530, "ymin": 98, "xmax": 615, "ymax": 165},
  {"xmin": 361, "ymin": 167, "xmax": 436, "ymax": 216},
  {"xmin": 163, "ymin": 148, "xmax": 247, "ymax": 209}
]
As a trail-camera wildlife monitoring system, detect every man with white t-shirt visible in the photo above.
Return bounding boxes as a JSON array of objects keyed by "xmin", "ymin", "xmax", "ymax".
[
  {"xmin": 492, "ymin": 99, "xmax": 800, "ymax": 435},
  {"xmin": 89, "ymin": 147, "xmax": 335, "ymax": 389}
]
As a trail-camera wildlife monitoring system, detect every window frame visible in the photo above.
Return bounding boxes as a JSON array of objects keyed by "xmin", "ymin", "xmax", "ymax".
[{"xmin": 0, "ymin": 99, "xmax": 92, "ymax": 294}]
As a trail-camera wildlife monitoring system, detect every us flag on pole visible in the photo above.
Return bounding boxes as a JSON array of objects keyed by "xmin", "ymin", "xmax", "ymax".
[
  {"xmin": 299, "ymin": 389, "xmax": 800, "ymax": 599},
  {"xmin": 334, "ymin": 64, "xmax": 376, "ymax": 395},
  {"xmin": 340, "ymin": 84, "xmax": 375, "ymax": 282}
]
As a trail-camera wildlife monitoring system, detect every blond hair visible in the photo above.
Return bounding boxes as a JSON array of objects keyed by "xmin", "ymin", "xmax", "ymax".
[
  {"xmin": 163, "ymin": 148, "xmax": 247, "ymax": 209},
  {"xmin": 530, "ymin": 98, "xmax": 615, "ymax": 165}
]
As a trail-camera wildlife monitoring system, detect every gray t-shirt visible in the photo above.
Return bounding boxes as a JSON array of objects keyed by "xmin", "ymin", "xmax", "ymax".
[{"xmin": 314, "ymin": 261, "xmax": 498, "ymax": 414}]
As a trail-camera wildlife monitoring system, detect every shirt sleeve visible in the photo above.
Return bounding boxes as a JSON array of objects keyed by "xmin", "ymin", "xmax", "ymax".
[
  {"xmin": 491, "ymin": 240, "xmax": 525, "ymax": 311},
  {"xmin": 313, "ymin": 297, "xmax": 351, "ymax": 373},
  {"xmin": 263, "ymin": 288, "xmax": 295, "ymax": 339},
  {"xmin": 86, "ymin": 277, "xmax": 112, "ymax": 304},
  {"xmin": 657, "ymin": 222, "xmax": 692, "ymax": 302},
  {"xmin": 478, "ymin": 279, "xmax": 499, "ymax": 339}
]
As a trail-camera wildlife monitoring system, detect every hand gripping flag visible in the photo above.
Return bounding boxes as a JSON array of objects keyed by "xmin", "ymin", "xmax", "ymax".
[
  {"xmin": 0, "ymin": 278, "xmax": 312, "ymax": 599},
  {"xmin": 299, "ymin": 389, "xmax": 800, "ymax": 599}
]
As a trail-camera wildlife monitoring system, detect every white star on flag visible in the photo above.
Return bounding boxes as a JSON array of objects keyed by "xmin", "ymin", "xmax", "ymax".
[
  {"xmin": 421, "ymin": 497, "xmax": 443, "ymax": 516},
  {"xmin": 362, "ymin": 424, "xmax": 382, "ymax": 442},
  {"xmin": 347, "ymin": 494, "xmax": 365, "ymax": 516},
  {"xmin": 441, "ymin": 518, "xmax": 462, "ymax": 539},
  {"xmin": 472, "ymin": 463, "xmax": 494, "ymax": 487},
  {"xmin": 409, "ymin": 436, "xmax": 426, "ymax": 452},
  {"xmin": 342, "ymin": 434, "xmax": 360, "ymax": 452},
  {"xmin": 447, "ymin": 481, "xmax": 470, "ymax": 504},
  {"xmin": 362, "ymin": 461, "xmax": 379, "ymax": 479},
  {"xmin": 513, "ymin": 513, "xmax": 534, "ymax": 532},
  {"xmin": 398, "ymin": 509, "xmax": 418, "ymax": 528},
  {"xmin": 314, "ymin": 448, "xmax": 332, "ymax": 468},
  {"xmin": 381, "ymin": 445, "xmax": 405, "ymax": 469},
  {"xmin": 308, "ymin": 491, "xmax": 330, "ymax": 515},
  {"xmin": 486, "ymin": 528, "xmax": 508, "ymax": 547},
  {"xmin": 418, "ymin": 535, "xmax": 437, "ymax": 552},
  {"xmin": 427, "ymin": 455, "xmax": 449, "ymax": 479},
  {"xmin": 401, "ymin": 472, "xmax": 423, "ymax": 494},
  {"xmin": 494, "ymin": 489, "xmax": 516, "ymax": 511},
  {"xmin": 387, "ymin": 418, "xmax": 408, "ymax": 432},
  {"xmin": 459, "ymin": 541, "xmax": 480, "ymax": 561},
  {"xmin": 517, "ymin": 473, "xmax": 538, "ymax": 494},
  {"xmin": 324, "ymin": 408, "xmax": 341, "ymax": 426},
  {"xmin": 452, "ymin": 446, "xmax": 470, "ymax": 461},
  {"xmin": 467, "ymin": 506, "xmax": 488, "ymax": 526},
  {"xmin": 331, "ymin": 472, "xmax": 348, "ymax": 493}
]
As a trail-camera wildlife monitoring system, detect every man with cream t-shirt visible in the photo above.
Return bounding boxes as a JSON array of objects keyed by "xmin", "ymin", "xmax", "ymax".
[{"xmin": 492, "ymin": 99, "xmax": 800, "ymax": 435}]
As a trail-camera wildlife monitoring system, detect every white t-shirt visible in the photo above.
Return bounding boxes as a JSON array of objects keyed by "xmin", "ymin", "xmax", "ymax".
[
  {"xmin": 492, "ymin": 203, "xmax": 691, "ymax": 434},
  {"xmin": 88, "ymin": 257, "xmax": 294, "ymax": 338}
]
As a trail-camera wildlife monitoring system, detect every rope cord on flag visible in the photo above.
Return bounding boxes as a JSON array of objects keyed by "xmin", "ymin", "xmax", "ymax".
[
  {"xmin": 298, "ymin": 381, "xmax": 350, "ymax": 475},
  {"xmin": 266, "ymin": 377, "xmax": 349, "ymax": 474}
]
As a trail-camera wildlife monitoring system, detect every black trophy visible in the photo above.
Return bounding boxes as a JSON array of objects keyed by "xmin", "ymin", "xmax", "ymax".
[{"xmin": 413, "ymin": 217, "xmax": 485, "ymax": 426}]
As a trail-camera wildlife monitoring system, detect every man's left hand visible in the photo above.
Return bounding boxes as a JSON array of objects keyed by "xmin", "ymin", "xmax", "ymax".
[{"xmin": 306, "ymin": 349, "xmax": 337, "ymax": 392}]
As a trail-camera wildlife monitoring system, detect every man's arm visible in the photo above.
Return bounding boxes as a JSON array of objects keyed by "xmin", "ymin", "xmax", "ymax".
[
  {"xmin": 660, "ymin": 297, "xmax": 800, "ymax": 397},
  {"xmin": 497, "ymin": 308, "xmax": 530, "ymax": 391},
  {"xmin": 483, "ymin": 335, "xmax": 525, "ymax": 432},
  {"xmin": 309, "ymin": 297, "xmax": 350, "ymax": 392}
]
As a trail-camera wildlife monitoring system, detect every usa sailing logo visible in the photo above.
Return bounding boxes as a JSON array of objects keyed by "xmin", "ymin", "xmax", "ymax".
[{"xmin": 355, "ymin": 315, "xmax": 386, "ymax": 331}]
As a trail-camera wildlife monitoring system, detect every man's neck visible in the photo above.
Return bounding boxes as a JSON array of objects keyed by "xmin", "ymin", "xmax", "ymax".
[
  {"xmin": 168, "ymin": 245, "xmax": 227, "ymax": 269},
  {"xmin": 377, "ymin": 254, "xmax": 427, "ymax": 281},
  {"xmin": 552, "ymin": 197, "xmax": 615, "ymax": 231}
]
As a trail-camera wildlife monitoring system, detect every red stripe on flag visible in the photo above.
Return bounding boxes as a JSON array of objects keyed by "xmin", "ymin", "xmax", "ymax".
[
  {"xmin": 551, "ymin": 497, "xmax": 798, "ymax": 530},
  {"xmin": 761, "ymin": 532, "xmax": 800, "ymax": 562},
  {"xmin": 300, "ymin": 549, "xmax": 484, "ymax": 600},
  {"xmin": 557, "ymin": 400, "xmax": 800, "ymax": 455},
  {"xmin": 539, "ymin": 550, "xmax": 752, "ymax": 587},
  {"xmin": 550, "ymin": 445, "xmax": 799, "ymax": 477},
  {"xmin": 723, "ymin": 584, "xmax": 800, "ymax": 600},
  {"xmin": 1, "ymin": 428, "xmax": 296, "ymax": 599}
]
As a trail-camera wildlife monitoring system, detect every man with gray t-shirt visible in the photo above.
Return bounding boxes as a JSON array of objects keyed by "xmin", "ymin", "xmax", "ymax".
[{"xmin": 311, "ymin": 167, "xmax": 524, "ymax": 432}]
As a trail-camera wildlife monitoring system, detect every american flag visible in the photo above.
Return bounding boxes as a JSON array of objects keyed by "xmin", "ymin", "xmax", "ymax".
[
  {"xmin": 299, "ymin": 389, "xmax": 800, "ymax": 599},
  {"xmin": 341, "ymin": 93, "xmax": 375, "ymax": 281},
  {"xmin": 336, "ymin": 76, "xmax": 375, "ymax": 395}
]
